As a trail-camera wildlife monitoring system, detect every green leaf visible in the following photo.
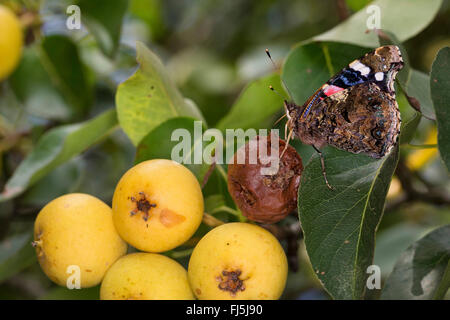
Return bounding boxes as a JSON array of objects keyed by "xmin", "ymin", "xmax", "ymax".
[
  {"xmin": 374, "ymin": 224, "xmax": 429, "ymax": 277},
  {"xmin": 9, "ymin": 48, "xmax": 69, "ymax": 120},
  {"xmin": 130, "ymin": 0, "xmax": 166, "ymax": 41},
  {"xmin": 216, "ymin": 73, "xmax": 285, "ymax": 130},
  {"xmin": 40, "ymin": 286, "xmax": 100, "ymax": 300},
  {"xmin": 0, "ymin": 109, "xmax": 118, "ymax": 202},
  {"xmin": 399, "ymin": 111, "xmax": 421, "ymax": 145},
  {"xmin": 381, "ymin": 225, "xmax": 450, "ymax": 300},
  {"xmin": 298, "ymin": 146, "xmax": 399, "ymax": 299},
  {"xmin": 116, "ymin": 42, "xmax": 205, "ymax": 146},
  {"xmin": 430, "ymin": 47, "xmax": 450, "ymax": 171},
  {"xmin": 204, "ymin": 194, "xmax": 226, "ymax": 213},
  {"xmin": 40, "ymin": 35, "xmax": 92, "ymax": 117},
  {"xmin": 375, "ymin": 32, "xmax": 433, "ymax": 125},
  {"xmin": 77, "ymin": 0, "xmax": 128, "ymax": 57},
  {"xmin": 345, "ymin": 0, "xmax": 372, "ymax": 12},
  {"xmin": 313, "ymin": 0, "xmax": 442, "ymax": 47},
  {"xmin": 282, "ymin": 42, "xmax": 368, "ymax": 105},
  {"xmin": 135, "ymin": 117, "xmax": 210, "ymax": 183},
  {"xmin": 403, "ymin": 69, "xmax": 435, "ymax": 120},
  {"xmin": 20, "ymin": 159, "xmax": 83, "ymax": 208},
  {"xmin": 9, "ymin": 35, "xmax": 92, "ymax": 120},
  {"xmin": 0, "ymin": 232, "xmax": 36, "ymax": 283}
]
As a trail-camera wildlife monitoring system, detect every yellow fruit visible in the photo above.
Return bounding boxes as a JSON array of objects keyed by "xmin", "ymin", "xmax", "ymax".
[
  {"xmin": 33, "ymin": 193, "xmax": 127, "ymax": 288},
  {"xmin": 112, "ymin": 159, "xmax": 204, "ymax": 253},
  {"xmin": 100, "ymin": 252, "xmax": 194, "ymax": 300},
  {"xmin": 0, "ymin": 5, "xmax": 23, "ymax": 80},
  {"xmin": 188, "ymin": 222, "xmax": 288, "ymax": 300}
]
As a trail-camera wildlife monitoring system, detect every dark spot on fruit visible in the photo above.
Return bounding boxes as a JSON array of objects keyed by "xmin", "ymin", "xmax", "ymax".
[
  {"xmin": 195, "ymin": 288, "xmax": 202, "ymax": 295},
  {"xmin": 130, "ymin": 192, "xmax": 157, "ymax": 221},
  {"xmin": 217, "ymin": 269, "xmax": 246, "ymax": 296}
]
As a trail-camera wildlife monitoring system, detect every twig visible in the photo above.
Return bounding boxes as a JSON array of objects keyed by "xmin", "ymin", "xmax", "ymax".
[
  {"xmin": 335, "ymin": 0, "xmax": 350, "ymax": 21},
  {"xmin": 202, "ymin": 212, "xmax": 225, "ymax": 227}
]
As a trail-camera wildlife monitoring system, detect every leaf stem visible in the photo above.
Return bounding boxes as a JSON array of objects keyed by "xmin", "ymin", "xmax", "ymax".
[
  {"xmin": 202, "ymin": 212, "xmax": 225, "ymax": 227},
  {"xmin": 405, "ymin": 144, "xmax": 437, "ymax": 149},
  {"xmin": 321, "ymin": 43, "xmax": 334, "ymax": 76},
  {"xmin": 166, "ymin": 248, "xmax": 194, "ymax": 259}
]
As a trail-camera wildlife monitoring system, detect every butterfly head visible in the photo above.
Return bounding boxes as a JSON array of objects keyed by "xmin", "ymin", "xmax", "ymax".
[{"xmin": 283, "ymin": 100, "xmax": 303, "ymax": 132}]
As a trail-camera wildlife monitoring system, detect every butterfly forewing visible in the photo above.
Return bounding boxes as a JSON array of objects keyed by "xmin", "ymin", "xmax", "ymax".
[{"xmin": 288, "ymin": 45, "xmax": 403, "ymax": 159}]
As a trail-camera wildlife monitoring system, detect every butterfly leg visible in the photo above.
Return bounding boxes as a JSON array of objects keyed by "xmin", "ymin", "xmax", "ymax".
[
  {"xmin": 312, "ymin": 146, "xmax": 334, "ymax": 190},
  {"xmin": 280, "ymin": 125, "xmax": 293, "ymax": 159}
]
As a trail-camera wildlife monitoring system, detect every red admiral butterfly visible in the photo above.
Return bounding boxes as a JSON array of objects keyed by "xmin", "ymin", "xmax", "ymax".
[{"xmin": 269, "ymin": 45, "xmax": 403, "ymax": 189}]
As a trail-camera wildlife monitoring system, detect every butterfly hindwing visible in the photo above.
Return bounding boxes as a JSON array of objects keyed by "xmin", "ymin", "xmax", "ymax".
[{"xmin": 311, "ymin": 82, "xmax": 400, "ymax": 158}]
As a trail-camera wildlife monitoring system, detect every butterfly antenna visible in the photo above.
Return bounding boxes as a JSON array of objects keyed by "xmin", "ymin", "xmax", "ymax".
[
  {"xmin": 273, "ymin": 113, "xmax": 287, "ymax": 126},
  {"xmin": 265, "ymin": 48, "xmax": 278, "ymax": 70},
  {"xmin": 269, "ymin": 85, "xmax": 287, "ymax": 101},
  {"xmin": 265, "ymin": 48, "xmax": 294, "ymax": 100}
]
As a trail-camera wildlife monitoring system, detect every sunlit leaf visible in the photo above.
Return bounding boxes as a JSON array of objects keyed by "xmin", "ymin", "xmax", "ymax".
[
  {"xmin": 313, "ymin": 0, "xmax": 442, "ymax": 48},
  {"xmin": 135, "ymin": 117, "xmax": 210, "ymax": 183},
  {"xmin": 116, "ymin": 42, "xmax": 205, "ymax": 146},
  {"xmin": 216, "ymin": 73, "xmax": 285, "ymax": 131}
]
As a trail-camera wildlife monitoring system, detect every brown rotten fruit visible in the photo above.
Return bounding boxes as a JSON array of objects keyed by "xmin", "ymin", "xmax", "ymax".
[{"xmin": 227, "ymin": 135, "xmax": 303, "ymax": 224}]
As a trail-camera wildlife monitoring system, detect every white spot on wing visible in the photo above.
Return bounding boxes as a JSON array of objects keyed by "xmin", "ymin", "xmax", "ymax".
[
  {"xmin": 360, "ymin": 66, "xmax": 370, "ymax": 76},
  {"xmin": 375, "ymin": 72, "xmax": 384, "ymax": 81},
  {"xmin": 349, "ymin": 60, "xmax": 370, "ymax": 75}
]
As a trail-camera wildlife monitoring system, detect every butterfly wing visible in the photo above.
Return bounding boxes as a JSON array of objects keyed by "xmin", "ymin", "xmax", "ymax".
[
  {"xmin": 288, "ymin": 45, "xmax": 403, "ymax": 158},
  {"xmin": 298, "ymin": 45, "xmax": 403, "ymax": 119},
  {"xmin": 307, "ymin": 82, "xmax": 401, "ymax": 158}
]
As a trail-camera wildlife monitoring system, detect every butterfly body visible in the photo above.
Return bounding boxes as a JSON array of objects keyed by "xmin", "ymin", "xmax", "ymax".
[{"xmin": 285, "ymin": 45, "xmax": 403, "ymax": 159}]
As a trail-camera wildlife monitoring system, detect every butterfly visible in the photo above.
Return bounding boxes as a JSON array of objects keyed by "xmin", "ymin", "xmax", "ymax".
[{"xmin": 269, "ymin": 45, "xmax": 404, "ymax": 189}]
